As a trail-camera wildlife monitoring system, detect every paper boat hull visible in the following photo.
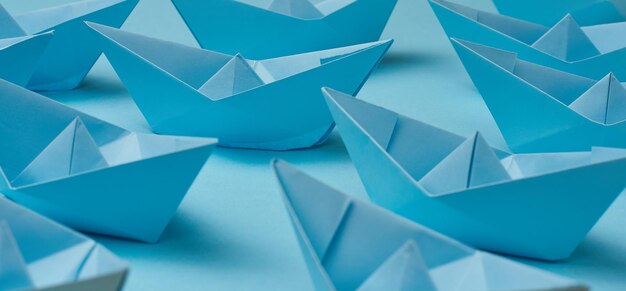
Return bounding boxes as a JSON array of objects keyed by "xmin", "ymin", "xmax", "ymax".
[
  {"xmin": 0, "ymin": 33, "xmax": 52, "ymax": 87},
  {"xmin": 326, "ymin": 89, "xmax": 626, "ymax": 261},
  {"xmin": 1, "ymin": 143, "xmax": 213, "ymax": 243},
  {"xmin": 429, "ymin": 0, "xmax": 626, "ymax": 80},
  {"xmin": 170, "ymin": 0, "xmax": 397, "ymax": 59},
  {"xmin": 41, "ymin": 270, "xmax": 126, "ymax": 291},
  {"xmin": 22, "ymin": 0, "xmax": 138, "ymax": 91}
]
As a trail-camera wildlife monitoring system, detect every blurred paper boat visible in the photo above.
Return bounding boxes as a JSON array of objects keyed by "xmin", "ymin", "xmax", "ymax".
[
  {"xmin": 0, "ymin": 32, "xmax": 52, "ymax": 87},
  {"xmin": 452, "ymin": 38, "xmax": 626, "ymax": 153},
  {"xmin": 0, "ymin": 78, "xmax": 217, "ymax": 243},
  {"xmin": 272, "ymin": 159, "xmax": 588, "ymax": 290},
  {"xmin": 170, "ymin": 0, "xmax": 397, "ymax": 59},
  {"xmin": 492, "ymin": 0, "xmax": 626, "ymax": 26},
  {"xmin": 88, "ymin": 23, "xmax": 391, "ymax": 150},
  {"xmin": 0, "ymin": 196, "xmax": 127, "ymax": 291},
  {"xmin": 429, "ymin": 0, "xmax": 626, "ymax": 79},
  {"xmin": 0, "ymin": 0, "xmax": 138, "ymax": 91},
  {"xmin": 323, "ymin": 88, "xmax": 626, "ymax": 261}
]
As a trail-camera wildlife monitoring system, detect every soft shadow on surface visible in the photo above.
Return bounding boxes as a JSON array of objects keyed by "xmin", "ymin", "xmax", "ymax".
[
  {"xmin": 376, "ymin": 50, "xmax": 446, "ymax": 72},
  {"xmin": 213, "ymin": 130, "xmax": 353, "ymax": 166}
]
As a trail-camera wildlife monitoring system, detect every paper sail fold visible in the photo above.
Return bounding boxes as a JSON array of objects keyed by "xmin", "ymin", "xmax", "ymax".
[
  {"xmin": 87, "ymin": 23, "xmax": 392, "ymax": 150},
  {"xmin": 492, "ymin": 0, "xmax": 626, "ymax": 26},
  {"xmin": 170, "ymin": 0, "xmax": 397, "ymax": 59},
  {"xmin": 429, "ymin": 0, "xmax": 626, "ymax": 79},
  {"xmin": 0, "ymin": 196, "xmax": 127, "ymax": 291},
  {"xmin": 0, "ymin": 0, "xmax": 138, "ymax": 91},
  {"xmin": 322, "ymin": 87, "xmax": 626, "ymax": 261},
  {"xmin": 452, "ymin": 38, "xmax": 626, "ymax": 152},
  {"xmin": 0, "ymin": 78, "xmax": 217, "ymax": 243},
  {"xmin": 272, "ymin": 159, "xmax": 589, "ymax": 290}
]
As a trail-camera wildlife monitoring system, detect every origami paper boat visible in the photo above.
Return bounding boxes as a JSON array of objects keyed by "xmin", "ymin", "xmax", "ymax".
[
  {"xmin": 88, "ymin": 23, "xmax": 392, "ymax": 150},
  {"xmin": 429, "ymin": 0, "xmax": 626, "ymax": 80},
  {"xmin": 451, "ymin": 38, "xmax": 626, "ymax": 153},
  {"xmin": 323, "ymin": 88, "xmax": 626, "ymax": 261},
  {"xmin": 273, "ymin": 160, "xmax": 588, "ymax": 290},
  {"xmin": 0, "ymin": 197, "xmax": 127, "ymax": 291},
  {"xmin": 170, "ymin": 0, "xmax": 398, "ymax": 59},
  {"xmin": 0, "ymin": 0, "xmax": 138, "ymax": 91},
  {"xmin": 0, "ymin": 78, "xmax": 217, "ymax": 243},
  {"xmin": 0, "ymin": 32, "xmax": 52, "ymax": 87},
  {"xmin": 492, "ymin": 0, "xmax": 626, "ymax": 26}
]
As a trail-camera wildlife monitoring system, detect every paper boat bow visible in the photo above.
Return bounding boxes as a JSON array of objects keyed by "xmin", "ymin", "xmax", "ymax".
[
  {"xmin": 88, "ymin": 23, "xmax": 392, "ymax": 150},
  {"xmin": 0, "ymin": 32, "xmax": 52, "ymax": 88},
  {"xmin": 273, "ymin": 159, "xmax": 588, "ymax": 290},
  {"xmin": 170, "ymin": 0, "xmax": 397, "ymax": 59},
  {"xmin": 0, "ymin": 0, "xmax": 138, "ymax": 91},
  {"xmin": 452, "ymin": 38, "xmax": 626, "ymax": 153},
  {"xmin": 0, "ymin": 78, "xmax": 217, "ymax": 243},
  {"xmin": 323, "ymin": 88, "xmax": 626, "ymax": 261},
  {"xmin": 429, "ymin": 0, "xmax": 626, "ymax": 79},
  {"xmin": 0, "ymin": 197, "xmax": 127, "ymax": 291},
  {"xmin": 492, "ymin": 0, "xmax": 626, "ymax": 26}
]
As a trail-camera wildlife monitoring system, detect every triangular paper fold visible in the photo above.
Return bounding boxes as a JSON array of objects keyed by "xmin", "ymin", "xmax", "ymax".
[{"xmin": 531, "ymin": 14, "xmax": 600, "ymax": 61}]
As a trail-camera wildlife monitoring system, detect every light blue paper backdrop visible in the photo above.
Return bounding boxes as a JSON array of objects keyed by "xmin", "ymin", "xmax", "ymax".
[{"xmin": 2, "ymin": 0, "xmax": 625, "ymax": 290}]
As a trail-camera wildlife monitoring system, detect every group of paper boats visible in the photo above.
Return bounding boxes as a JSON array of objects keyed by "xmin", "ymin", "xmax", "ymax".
[{"xmin": 1, "ymin": 0, "xmax": 626, "ymax": 290}]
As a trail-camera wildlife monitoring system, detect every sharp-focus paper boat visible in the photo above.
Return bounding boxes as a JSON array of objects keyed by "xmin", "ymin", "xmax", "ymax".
[
  {"xmin": 0, "ymin": 196, "xmax": 127, "ymax": 291},
  {"xmin": 88, "ymin": 23, "xmax": 392, "ymax": 150},
  {"xmin": 429, "ymin": 0, "xmax": 626, "ymax": 80},
  {"xmin": 272, "ymin": 159, "xmax": 588, "ymax": 290},
  {"xmin": 323, "ymin": 88, "xmax": 626, "ymax": 261},
  {"xmin": 170, "ymin": 0, "xmax": 398, "ymax": 59},
  {"xmin": 452, "ymin": 38, "xmax": 626, "ymax": 153},
  {"xmin": 492, "ymin": 0, "xmax": 626, "ymax": 26},
  {"xmin": 0, "ymin": 78, "xmax": 217, "ymax": 243},
  {"xmin": 0, "ymin": 0, "xmax": 138, "ymax": 91}
]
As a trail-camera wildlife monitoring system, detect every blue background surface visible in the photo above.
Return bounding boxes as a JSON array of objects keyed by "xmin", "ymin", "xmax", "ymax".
[{"xmin": 3, "ymin": 0, "xmax": 626, "ymax": 289}]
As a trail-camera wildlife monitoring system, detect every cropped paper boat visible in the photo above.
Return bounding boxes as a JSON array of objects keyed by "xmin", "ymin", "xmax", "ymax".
[
  {"xmin": 0, "ymin": 0, "xmax": 138, "ymax": 91},
  {"xmin": 170, "ymin": 0, "xmax": 398, "ymax": 59},
  {"xmin": 0, "ymin": 78, "xmax": 217, "ymax": 243},
  {"xmin": 88, "ymin": 23, "xmax": 392, "ymax": 150},
  {"xmin": 0, "ymin": 197, "xmax": 127, "ymax": 291},
  {"xmin": 492, "ymin": 0, "xmax": 626, "ymax": 26},
  {"xmin": 323, "ymin": 88, "xmax": 626, "ymax": 261},
  {"xmin": 452, "ymin": 38, "xmax": 626, "ymax": 153},
  {"xmin": 429, "ymin": 0, "xmax": 626, "ymax": 79},
  {"xmin": 272, "ymin": 159, "xmax": 588, "ymax": 290},
  {"xmin": 0, "ymin": 32, "xmax": 52, "ymax": 87}
]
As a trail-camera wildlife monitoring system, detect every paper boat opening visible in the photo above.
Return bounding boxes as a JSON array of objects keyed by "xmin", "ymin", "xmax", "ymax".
[
  {"xmin": 273, "ymin": 159, "xmax": 588, "ymax": 290},
  {"xmin": 0, "ymin": 197, "xmax": 127, "ymax": 290}
]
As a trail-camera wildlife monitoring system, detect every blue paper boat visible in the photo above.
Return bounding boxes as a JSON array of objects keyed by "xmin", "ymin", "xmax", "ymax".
[
  {"xmin": 88, "ymin": 23, "xmax": 392, "ymax": 150},
  {"xmin": 0, "ymin": 32, "xmax": 52, "ymax": 87},
  {"xmin": 0, "ymin": 78, "xmax": 217, "ymax": 243},
  {"xmin": 323, "ymin": 88, "xmax": 626, "ymax": 261},
  {"xmin": 452, "ymin": 38, "xmax": 626, "ymax": 153},
  {"xmin": 0, "ymin": 0, "xmax": 138, "ymax": 91},
  {"xmin": 492, "ymin": 0, "xmax": 626, "ymax": 26},
  {"xmin": 429, "ymin": 0, "xmax": 626, "ymax": 80},
  {"xmin": 170, "ymin": 0, "xmax": 398, "ymax": 59},
  {"xmin": 0, "ymin": 196, "xmax": 127, "ymax": 291},
  {"xmin": 273, "ymin": 159, "xmax": 588, "ymax": 290}
]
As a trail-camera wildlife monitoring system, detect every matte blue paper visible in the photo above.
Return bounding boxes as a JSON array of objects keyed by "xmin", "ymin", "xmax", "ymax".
[
  {"xmin": 0, "ymin": 78, "xmax": 217, "ymax": 243},
  {"xmin": 273, "ymin": 159, "xmax": 588, "ymax": 290},
  {"xmin": 429, "ymin": 0, "xmax": 626, "ymax": 79},
  {"xmin": 0, "ymin": 32, "xmax": 52, "ymax": 87},
  {"xmin": 170, "ymin": 0, "xmax": 398, "ymax": 59},
  {"xmin": 88, "ymin": 23, "xmax": 392, "ymax": 150},
  {"xmin": 324, "ymin": 88, "xmax": 626, "ymax": 261},
  {"xmin": 452, "ymin": 38, "xmax": 626, "ymax": 153},
  {"xmin": 0, "ymin": 196, "xmax": 127, "ymax": 290},
  {"xmin": 0, "ymin": 0, "xmax": 138, "ymax": 91},
  {"xmin": 492, "ymin": 0, "xmax": 626, "ymax": 26}
]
